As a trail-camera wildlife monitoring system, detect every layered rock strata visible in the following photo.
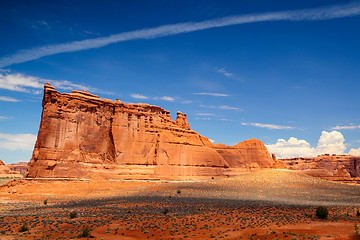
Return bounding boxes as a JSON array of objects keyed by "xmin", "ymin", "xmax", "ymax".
[
  {"xmin": 26, "ymin": 84, "xmax": 276, "ymax": 179},
  {"xmin": 281, "ymin": 154, "xmax": 360, "ymax": 180},
  {"xmin": 8, "ymin": 162, "xmax": 28, "ymax": 174},
  {"xmin": 0, "ymin": 160, "xmax": 20, "ymax": 175}
]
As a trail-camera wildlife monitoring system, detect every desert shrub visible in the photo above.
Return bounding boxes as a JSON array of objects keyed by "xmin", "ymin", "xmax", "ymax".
[
  {"xmin": 44, "ymin": 199, "xmax": 48, "ymax": 205},
  {"xmin": 162, "ymin": 207, "xmax": 169, "ymax": 215},
  {"xmin": 18, "ymin": 223, "xmax": 29, "ymax": 232},
  {"xmin": 177, "ymin": 189, "xmax": 182, "ymax": 194},
  {"xmin": 355, "ymin": 222, "xmax": 359, "ymax": 234},
  {"xmin": 69, "ymin": 210, "xmax": 77, "ymax": 219},
  {"xmin": 77, "ymin": 225, "xmax": 92, "ymax": 238},
  {"xmin": 357, "ymin": 210, "xmax": 360, "ymax": 217},
  {"xmin": 316, "ymin": 206, "xmax": 328, "ymax": 219}
]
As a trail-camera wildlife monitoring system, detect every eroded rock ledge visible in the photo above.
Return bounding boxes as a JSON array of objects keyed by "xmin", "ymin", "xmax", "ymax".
[{"xmin": 26, "ymin": 83, "xmax": 279, "ymax": 179}]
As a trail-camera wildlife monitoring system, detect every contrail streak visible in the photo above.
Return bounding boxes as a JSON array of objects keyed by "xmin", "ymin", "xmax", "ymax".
[{"xmin": 1, "ymin": 1, "xmax": 360, "ymax": 67}]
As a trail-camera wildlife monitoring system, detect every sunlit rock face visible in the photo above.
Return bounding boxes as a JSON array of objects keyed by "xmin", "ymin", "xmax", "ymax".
[
  {"xmin": 26, "ymin": 83, "xmax": 276, "ymax": 179},
  {"xmin": 281, "ymin": 154, "xmax": 360, "ymax": 178}
]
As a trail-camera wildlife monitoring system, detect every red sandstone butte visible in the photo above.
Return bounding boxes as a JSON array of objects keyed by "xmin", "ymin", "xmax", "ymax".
[{"xmin": 26, "ymin": 83, "xmax": 277, "ymax": 179}]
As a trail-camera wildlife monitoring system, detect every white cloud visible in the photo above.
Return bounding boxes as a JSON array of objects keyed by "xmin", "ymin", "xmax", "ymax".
[
  {"xmin": 0, "ymin": 96, "xmax": 20, "ymax": 102},
  {"xmin": 0, "ymin": 116, "xmax": 11, "ymax": 120},
  {"xmin": 217, "ymin": 68, "xmax": 233, "ymax": 77},
  {"xmin": 1, "ymin": 2, "xmax": 360, "ymax": 67},
  {"xmin": 193, "ymin": 92, "xmax": 230, "ymax": 97},
  {"xmin": 195, "ymin": 113, "xmax": 214, "ymax": 116},
  {"xmin": 130, "ymin": 94, "xmax": 175, "ymax": 102},
  {"xmin": 0, "ymin": 133, "xmax": 37, "ymax": 151},
  {"xmin": 130, "ymin": 93, "xmax": 148, "ymax": 99},
  {"xmin": 182, "ymin": 100, "xmax": 192, "ymax": 104},
  {"xmin": 242, "ymin": 122, "xmax": 295, "ymax": 130},
  {"xmin": 0, "ymin": 71, "xmax": 103, "ymax": 94},
  {"xmin": 266, "ymin": 130, "xmax": 349, "ymax": 158},
  {"xmin": 349, "ymin": 148, "xmax": 360, "ymax": 156},
  {"xmin": 159, "ymin": 96, "xmax": 175, "ymax": 101},
  {"xmin": 219, "ymin": 105, "xmax": 241, "ymax": 110},
  {"xmin": 209, "ymin": 139, "xmax": 215, "ymax": 143},
  {"xmin": 266, "ymin": 137, "xmax": 316, "ymax": 158},
  {"xmin": 332, "ymin": 125, "xmax": 360, "ymax": 130},
  {"xmin": 200, "ymin": 104, "xmax": 241, "ymax": 110},
  {"xmin": 195, "ymin": 117, "xmax": 211, "ymax": 120},
  {"xmin": 220, "ymin": 118, "xmax": 235, "ymax": 121},
  {"xmin": 216, "ymin": 68, "xmax": 242, "ymax": 81},
  {"xmin": 316, "ymin": 130, "xmax": 346, "ymax": 155}
]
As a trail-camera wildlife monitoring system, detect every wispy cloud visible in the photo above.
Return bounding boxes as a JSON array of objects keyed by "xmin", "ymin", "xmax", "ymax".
[
  {"xmin": 219, "ymin": 105, "xmax": 241, "ymax": 110},
  {"xmin": 220, "ymin": 118, "xmax": 235, "ymax": 122},
  {"xmin": 193, "ymin": 92, "xmax": 230, "ymax": 97},
  {"xmin": 0, "ymin": 71, "xmax": 110, "ymax": 95},
  {"xmin": 130, "ymin": 94, "xmax": 175, "ymax": 102},
  {"xmin": 159, "ymin": 96, "xmax": 175, "ymax": 101},
  {"xmin": 216, "ymin": 68, "xmax": 242, "ymax": 81},
  {"xmin": 0, "ymin": 133, "xmax": 37, "ymax": 151},
  {"xmin": 195, "ymin": 117, "xmax": 211, "ymax": 120},
  {"xmin": 0, "ymin": 96, "xmax": 20, "ymax": 102},
  {"xmin": 195, "ymin": 113, "xmax": 215, "ymax": 116},
  {"xmin": 332, "ymin": 124, "xmax": 360, "ymax": 130},
  {"xmin": 0, "ymin": 116, "xmax": 11, "ymax": 120},
  {"xmin": 1, "ymin": 2, "xmax": 360, "ymax": 67},
  {"xmin": 200, "ymin": 104, "xmax": 241, "ymax": 110},
  {"xmin": 241, "ymin": 122, "xmax": 295, "ymax": 130},
  {"xmin": 130, "ymin": 93, "xmax": 148, "ymax": 99}
]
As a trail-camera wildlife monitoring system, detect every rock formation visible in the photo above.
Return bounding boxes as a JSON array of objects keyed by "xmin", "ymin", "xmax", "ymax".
[
  {"xmin": 0, "ymin": 160, "xmax": 20, "ymax": 175},
  {"xmin": 8, "ymin": 162, "xmax": 28, "ymax": 174},
  {"xmin": 281, "ymin": 154, "xmax": 360, "ymax": 179},
  {"xmin": 26, "ymin": 83, "xmax": 277, "ymax": 179}
]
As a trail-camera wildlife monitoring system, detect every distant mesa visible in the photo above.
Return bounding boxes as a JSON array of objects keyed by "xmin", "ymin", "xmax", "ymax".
[
  {"xmin": 7, "ymin": 162, "xmax": 28, "ymax": 174},
  {"xmin": 25, "ymin": 83, "xmax": 282, "ymax": 180},
  {"xmin": 0, "ymin": 160, "xmax": 22, "ymax": 175},
  {"xmin": 281, "ymin": 154, "xmax": 360, "ymax": 183}
]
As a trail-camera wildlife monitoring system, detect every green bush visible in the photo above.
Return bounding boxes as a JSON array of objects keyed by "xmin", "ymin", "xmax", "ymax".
[
  {"xmin": 177, "ymin": 189, "xmax": 182, "ymax": 194},
  {"xmin": 44, "ymin": 199, "xmax": 48, "ymax": 205},
  {"xmin": 316, "ymin": 206, "xmax": 328, "ymax": 219},
  {"xmin": 19, "ymin": 223, "xmax": 29, "ymax": 232},
  {"xmin": 357, "ymin": 210, "xmax": 360, "ymax": 217},
  {"xmin": 69, "ymin": 210, "xmax": 77, "ymax": 219},
  {"xmin": 77, "ymin": 225, "xmax": 92, "ymax": 238}
]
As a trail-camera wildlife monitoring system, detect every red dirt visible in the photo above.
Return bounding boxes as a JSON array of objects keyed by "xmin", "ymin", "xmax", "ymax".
[{"xmin": 1, "ymin": 170, "xmax": 359, "ymax": 239}]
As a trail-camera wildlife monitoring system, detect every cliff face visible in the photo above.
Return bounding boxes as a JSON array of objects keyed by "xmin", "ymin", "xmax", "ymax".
[
  {"xmin": 281, "ymin": 154, "xmax": 360, "ymax": 178},
  {"xmin": 26, "ymin": 84, "xmax": 275, "ymax": 179}
]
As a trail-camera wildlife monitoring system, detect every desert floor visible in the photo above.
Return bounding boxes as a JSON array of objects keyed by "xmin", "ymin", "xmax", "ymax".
[{"xmin": 1, "ymin": 169, "xmax": 360, "ymax": 240}]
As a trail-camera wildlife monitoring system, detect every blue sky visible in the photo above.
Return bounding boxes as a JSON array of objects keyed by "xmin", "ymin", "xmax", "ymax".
[{"xmin": 0, "ymin": 0, "xmax": 359, "ymax": 163}]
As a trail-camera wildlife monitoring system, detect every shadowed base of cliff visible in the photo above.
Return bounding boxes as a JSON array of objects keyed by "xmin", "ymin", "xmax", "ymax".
[{"xmin": 2, "ymin": 169, "xmax": 360, "ymax": 206}]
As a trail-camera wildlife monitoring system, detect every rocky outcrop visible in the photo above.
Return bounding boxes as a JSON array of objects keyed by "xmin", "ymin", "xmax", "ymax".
[
  {"xmin": 281, "ymin": 154, "xmax": 360, "ymax": 179},
  {"xmin": 0, "ymin": 160, "xmax": 20, "ymax": 175},
  {"xmin": 26, "ymin": 84, "xmax": 276, "ymax": 179},
  {"xmin": 8, "ymin": 162, "xmax": 28, "ymax": 174},
  {"xmin": 213, "ymin": 139, "xmax": 275, "ymax": 169}
]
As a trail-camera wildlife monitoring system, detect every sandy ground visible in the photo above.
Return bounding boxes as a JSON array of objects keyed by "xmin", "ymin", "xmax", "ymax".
[{"xmin": 1, "ymin": 169, "xmax": 360, "ymax": 239}]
